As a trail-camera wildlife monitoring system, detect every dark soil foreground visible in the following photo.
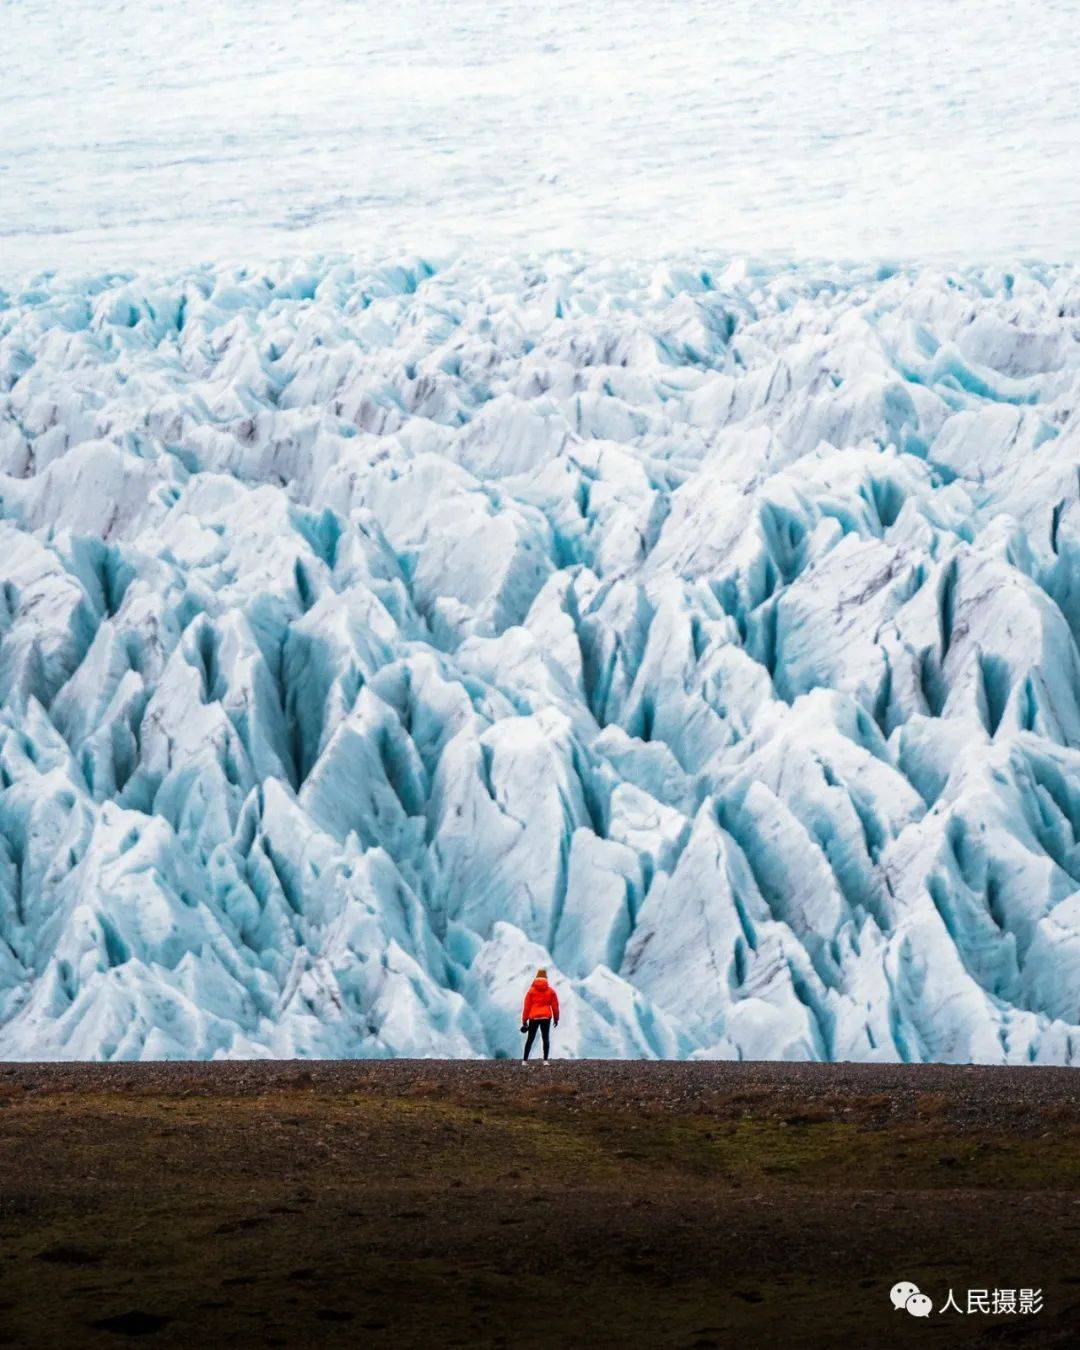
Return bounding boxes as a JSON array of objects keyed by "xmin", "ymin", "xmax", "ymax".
[{"xmin": 0, "ymin": 1059, "xmax": 1077, "ymax": 1348}]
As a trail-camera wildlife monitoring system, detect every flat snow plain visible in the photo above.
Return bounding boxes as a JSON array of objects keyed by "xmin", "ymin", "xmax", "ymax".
[{"xmin": 2, "ymin": 0, "xmax": 1079, "ymax": 271}]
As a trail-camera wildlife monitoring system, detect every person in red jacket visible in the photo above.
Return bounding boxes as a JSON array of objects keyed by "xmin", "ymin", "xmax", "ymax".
[{"xmin": 520, "ymin": 968, "xmax": 560, "ymax": 1062}]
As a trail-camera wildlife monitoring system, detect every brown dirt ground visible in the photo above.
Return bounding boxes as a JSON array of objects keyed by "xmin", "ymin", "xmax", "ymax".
[{"xmin": 0, "ymin": 1059, "xmax": 1077, "ymax": 1348}]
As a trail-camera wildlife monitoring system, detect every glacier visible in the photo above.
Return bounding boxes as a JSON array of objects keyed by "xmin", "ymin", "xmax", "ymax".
[
  {"xmin": 1, "ymin": 254, "xmax": 1079, "ymax": 1063},
  {"xmin": 4, "ymin": 0, "xmax": 1078, "ymax": 273}
]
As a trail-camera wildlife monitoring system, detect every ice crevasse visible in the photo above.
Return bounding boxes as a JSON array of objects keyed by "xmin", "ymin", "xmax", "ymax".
[{"xmin": 1, "ymin": 254, "xmax": 1079, "ymax": 1063}]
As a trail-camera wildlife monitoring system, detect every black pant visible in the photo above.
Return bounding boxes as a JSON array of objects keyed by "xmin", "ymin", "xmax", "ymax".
[{"xmin": 523, "ymin": 1018, "xmax": 551, "ymax": 1060}]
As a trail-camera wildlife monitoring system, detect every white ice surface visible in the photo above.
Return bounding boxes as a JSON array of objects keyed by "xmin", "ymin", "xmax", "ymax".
[
  {"xmin": 1, "ymin": 255, "xmax": 1079, "ymax": 1062},
  {"xmin": 2, "ymin": 0, "xmax": 1079, "ymax": 274},
  {"xmin": 2, "ymin": 2, "xmax": 1080, "ymax": 1062}
]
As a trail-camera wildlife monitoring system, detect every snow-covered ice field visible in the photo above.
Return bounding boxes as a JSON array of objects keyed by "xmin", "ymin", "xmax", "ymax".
[
  {"xmin": 3, "ymin": 255, "xmax": 1080, "ymax": 1062},
  {"xmin": 2, "ymin": 0, "xmax": 1079, "ymax": 272},
  {"xmin": 1, "ymin": 4, "xmax": 1080, "ymax": 1062}
]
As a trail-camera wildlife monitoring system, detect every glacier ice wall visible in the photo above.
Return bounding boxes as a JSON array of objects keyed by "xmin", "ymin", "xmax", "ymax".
[{"xmin": 1, "ymin": 256, "xmax": 1079, "ymax": 1063}]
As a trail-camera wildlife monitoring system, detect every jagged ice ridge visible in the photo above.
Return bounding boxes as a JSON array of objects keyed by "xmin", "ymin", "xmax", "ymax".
[{"xmin": 1, "ymin": 255, "xmax": 1079, "ymax": 1063}]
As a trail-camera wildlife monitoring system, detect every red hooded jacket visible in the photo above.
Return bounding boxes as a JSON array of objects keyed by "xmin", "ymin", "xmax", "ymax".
[{"xmin": 522, "ymin": 976, "xmax": 559, "ymax": 1023}]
